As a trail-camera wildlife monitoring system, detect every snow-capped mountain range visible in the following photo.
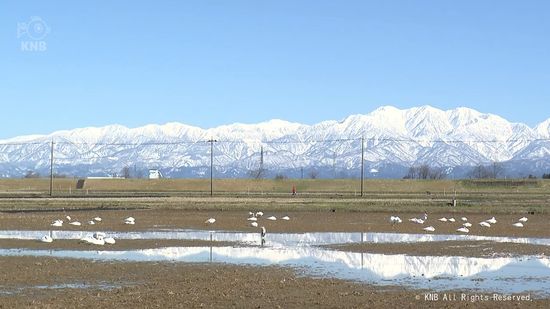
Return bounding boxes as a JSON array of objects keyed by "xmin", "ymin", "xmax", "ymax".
[{"xmin": 1, "ymin": 105, "xmax": 550, "ymax": 178}]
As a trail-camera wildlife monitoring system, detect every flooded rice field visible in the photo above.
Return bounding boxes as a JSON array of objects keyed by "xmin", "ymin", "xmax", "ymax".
[
  {"xmin": 2, "ymin": 229, "xmax": 550, "ymax": 298},
  {"xmin": 1, "ymin": 209, "xmax": 549, "ymax": 307}
]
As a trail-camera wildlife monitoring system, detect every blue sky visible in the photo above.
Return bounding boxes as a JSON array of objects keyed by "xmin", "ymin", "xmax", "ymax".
[{"xmin": 1, "ymin": 0, "xmax": 549, "ymax": 139}]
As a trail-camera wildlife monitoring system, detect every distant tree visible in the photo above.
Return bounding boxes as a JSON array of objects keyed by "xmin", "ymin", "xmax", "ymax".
[
  {"xmin": 274, "ymin": 173, "xmax": 287, "ymax": 180},
  {"xmin": 469, "ymin": 163, "xmax": 505, "ymax": 179},
  {"xmin": 491, "ymin": 162, "xmax": 504, "ymax": 178},
  {"xmin": 428, "ymin": 167, "xmax": 446, "ymax": 180},
  {"xmin": 543, "ymin": 173, "xmax": 550, "ymax": 179},
  {"xmin": 470, "ymin": 165, "xmax": 491, "ymax": 179},
  {"xmin": 404, "ymin": 165, "xmax": 445, "ymax": 180},
  {"xmin": 24, "ymin": 170, "xmax": 40, "ymax": 178},
  {"xmin": 249, "ymin": 167, "xmax": 267, "ymax": 179},
  {"xmin": 308, "ymin": 169, "xmax": 318, "ymax": 179},
  {"xmin": 121, "ymin": 166, "xmax": 131, "ymax": 179}
]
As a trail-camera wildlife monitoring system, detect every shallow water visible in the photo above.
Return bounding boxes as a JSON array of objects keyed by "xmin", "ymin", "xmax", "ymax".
[
  {"xmin": 3, "ymin": 229, "xmax": 550, "ymax": 247},
  {"xmin": 1, "ymin": 246, "xmax": 550, "ymax": 297},
  {"xmin": 2, "ymin": 229, "xmax": 550, "ymax": 297},
  {"xmin": 0, "ymin": 282, "xmax": 125, "ymax": 295}
]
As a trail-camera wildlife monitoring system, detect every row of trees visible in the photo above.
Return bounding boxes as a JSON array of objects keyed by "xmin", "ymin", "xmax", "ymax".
[{"xmin": 403, "ymin": 165, "xmax": 446, "ymax": 179}]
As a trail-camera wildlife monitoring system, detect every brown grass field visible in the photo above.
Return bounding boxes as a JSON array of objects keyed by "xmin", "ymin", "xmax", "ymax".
[{"xmin": 0, "ymin": 178, "xmax": 548, "ymax": 214}]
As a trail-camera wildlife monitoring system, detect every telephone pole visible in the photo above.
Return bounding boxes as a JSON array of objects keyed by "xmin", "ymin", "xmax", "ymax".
[
  {"xmin": 208, "ymin": 139, "xmax": 217, "ymax": 196},
  {"xmin": 360, "ymin": 137, "xmax": 364, "ymax": 197},
  {"xmin": 49, "ymin": 140, "xmax": 54, "ymax": 197}
]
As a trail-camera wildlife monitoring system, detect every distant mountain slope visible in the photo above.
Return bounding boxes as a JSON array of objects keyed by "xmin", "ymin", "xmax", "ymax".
[{"xmin": 0, "ymin": 106, "xmax": 548, "ymax": 178}]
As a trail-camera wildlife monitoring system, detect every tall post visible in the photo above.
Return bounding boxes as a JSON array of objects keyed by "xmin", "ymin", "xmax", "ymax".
[
  {"xmin": 360, "ymin": 137, "xmax": 364, "ymax": 197},
  {"xmin": 208, "ymin": 139, "xmax": 217, "ymax": 196},
  {"xmin": 49, "ymin": 140, "xmax": 54, "ymax": 196}
]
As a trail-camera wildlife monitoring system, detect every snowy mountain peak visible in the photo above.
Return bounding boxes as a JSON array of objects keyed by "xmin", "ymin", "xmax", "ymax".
[
  {"xmin": 0, "ymin": 105, "xmax": 548, "ymax": 179},
  {"xmin": 536, "ymin": 118, "xmax": 550, "ymax": 138}
]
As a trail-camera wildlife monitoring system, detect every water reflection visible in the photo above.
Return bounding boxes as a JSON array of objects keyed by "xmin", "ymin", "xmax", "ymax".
[
  {"xmin": 1, "ymin": 246, "xmax": 550, "ymax": 296},
  {"xmin": 3, "ymin": 230, "xmax": 550, "ymax": 247}
]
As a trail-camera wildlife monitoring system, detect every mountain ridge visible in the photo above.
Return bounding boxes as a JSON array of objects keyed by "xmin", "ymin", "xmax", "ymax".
[{"xmin": 1, "ymin": 105, "xmax": 549, "ymax": 178}]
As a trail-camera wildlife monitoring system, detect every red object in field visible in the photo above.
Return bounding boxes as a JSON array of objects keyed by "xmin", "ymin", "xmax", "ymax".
[{"xmin": 291, "ymin": 185, "xmax": 296, "ymax": 195}]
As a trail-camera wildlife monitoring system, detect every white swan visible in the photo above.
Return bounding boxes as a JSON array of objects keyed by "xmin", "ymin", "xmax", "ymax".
[
  {"xmin": 266, "ymin": 216, "xmax": 277, "ymax": 221},
  {"xmin": 463, "ymin": 222, "xmax": 472, "ymax": 228},
  {"xmin": 104, "ymin": 237, "xmax": 116, "ymax": 244},
  {"xmin": 390, "ymin": 216, "xmax": 402, "ymax": 224},
  {"xmin": 408, "ymin": 218, "xmax": 424, "ymax": 224},
  {"xmin": 88, "ymin": 220, "xmax": 95, "ymax": 225},
  {"xmin": 205, "ymin": 218, "xmax": 216, "ymax": 224},
  {"xmin": 93, "ymin": 217, "xmax": 102, "ymax": 222},
  {"xmin": 423, "ymin": 226, "xmax": 435, "ymax": 232},
  {"xmin": 281, "ymin": 216, "xmax": 290, "ymax": 221},
  {"xmin": 461, "ymin": 217, "xmax": 468, "ymax": 222},
  {"xmin": 40, "ymin": 235, "xmax": 53, "ymax": 243},
  {"xmin": 51, "ymin": 220, "xmax": 63, "ymax": 227},
  {"xmin": 80, "ymin": 236, "xmax": 105, "ymax": 245},
  {"xmin": 69, "ymin": 221, "xmax": 81, "ymax": 226},
  {"xmin": 256, "ymin": 211, "xmax": 264, "ymax": 217},
  {"xmin": 124, "ymin": 217, "xmax": 135, "ymax": 225},
  {"xmin": 519, "ymin": 217, "xmax": 528, "ymax": 222},
  {"xmin": 479, "ymin": 221, "xmax": 491, "ymax": 228},
  {"xmin": 66, "ymin": 215, "xmax": 71, "ymax": 221},
  {"xmin": 250, "ymin": 222, "xmax": 258, "ymax": 227},
  {"xmin": 512, "ymin": 222, "xmax": 524, "ymax": 228},
  {"xmin": 247, "ymin": 217, "xmax": 258, "ymax": 222},
  {"xmin": 438, "ymin": 217, "xmax": 448, "ymax": 222},
  {"xmin": 486, "ymin": 217, "xmax": 497, "ymax": 224},
  {"xmin": 456, "ymin": 227, "xmax": 469, "ymax": 233},
  {"xmin": 448, "ymin": 218, "xmax": 456, "ymax": 223}
]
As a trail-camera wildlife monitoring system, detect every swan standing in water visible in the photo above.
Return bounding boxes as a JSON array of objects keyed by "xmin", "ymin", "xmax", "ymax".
[
  {"xmin": 69, "ymin": 221, "xmax": 81, "ymax": 226},
  {"xmin": 281, "ymin": 216, "xmax": 290, "ymax": 221},
  {"xmin": 40, "ymin": 235, "xmax": 53, "ymax": 243},
  {"xmin": 479, "ymin": 221, "xmax": 491, "ymax": 228},
  {"xmin": 512, "ymin": 222, "xmax": 524, "ymax": 228},
  {"xmin": 266, "ymin": 216, "xmax": 277, "ymax": 221},
  {"xmin": 486, "ymin": 217, "xmax": 497, "ymax": 224},
  {"xmin": 456, "ymin": 227, "xmax": 469, "ymax": 233},
  {"xmin": 250, "ymin": 221, "xmax": 258, "ymax": 227},
  {"xmin": 519, "ymin": 217, "xmax": 528, "ymax": 222},
  {"xmin": 124, "ymin": 217, "xmax": 136, "ymax": 225},
  {"xmin": 205, "ymin": 218, "xmax": 216, "ymax": 224}
]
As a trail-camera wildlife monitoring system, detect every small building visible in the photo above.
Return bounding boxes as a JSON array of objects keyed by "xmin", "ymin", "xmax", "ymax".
[{"xmin": 148, "ymin": 169, "xmax": 162, "ymax": 179}]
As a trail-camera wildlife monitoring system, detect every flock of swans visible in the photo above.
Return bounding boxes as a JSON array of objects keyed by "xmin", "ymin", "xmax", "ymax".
[
  {"xmin": 391, "ymin": 213, "xmax": 529, "ymax": 234},
  {"xmin": 41, "ymin": 215, "xmax": 135, "ymax": 245},
  {"xmin": 41, "ymin": 211, "xmax": 288, "ymax": 245}
]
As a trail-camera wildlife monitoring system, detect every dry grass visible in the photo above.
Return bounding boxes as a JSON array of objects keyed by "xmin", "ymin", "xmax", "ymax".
[{"xmin": 0, "ymin": 178, "xmax": 548, "ymax": 214}]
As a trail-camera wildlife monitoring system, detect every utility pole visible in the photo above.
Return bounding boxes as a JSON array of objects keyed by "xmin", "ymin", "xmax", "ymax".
[
  {"xmin": 360, "ymin": 137, "xmax": 364, "ymax": 197},
  {"xmin": 49, "ymin": 140, "xmax": 54, "ymax": 197},
  {"xmin": 208, "ymin": 139, "xmax": 217, "ymax": 196}
]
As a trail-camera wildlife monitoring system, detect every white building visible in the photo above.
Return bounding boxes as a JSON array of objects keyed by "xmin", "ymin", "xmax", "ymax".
[{"xmin": 148, "ymin": 169, "xmax": 162, "ymax": 179}]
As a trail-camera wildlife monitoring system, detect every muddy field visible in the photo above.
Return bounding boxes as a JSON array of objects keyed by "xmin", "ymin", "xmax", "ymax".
[
  {"xmin": 0, "ymin": 209, "xmax": 548, "ymax": 237},
  {"xmin": 0, "ymin": 256, "xmax": 546, "ymax": 309},
  {"xmin": 2, "ymin": 208, "xmax": 550, "ymax": 308}
]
